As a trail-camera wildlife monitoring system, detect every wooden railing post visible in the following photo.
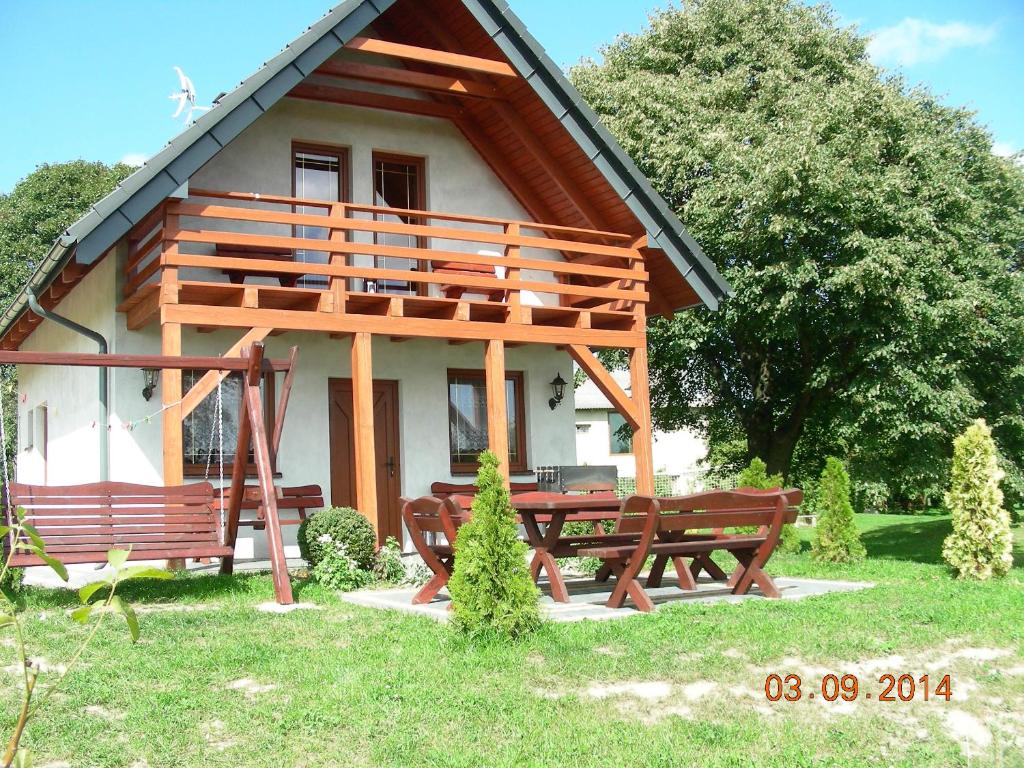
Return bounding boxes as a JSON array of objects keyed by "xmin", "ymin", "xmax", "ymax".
[
  {"xmin": 504, "ymin": 223, "xmax": 522, "ymax": 323},
  {"xmin": 485, "ymin": 339, "xmax": 511, "ymax": 487},
  {"xmin": 328, "ymin": 203, "xmax": 348, "ymax": 313}
]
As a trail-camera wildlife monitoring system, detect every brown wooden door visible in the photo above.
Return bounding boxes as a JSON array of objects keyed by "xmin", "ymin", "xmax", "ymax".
[{"xmin": 328, "ymin": 379, "xmax": 402, "ymax": 544}]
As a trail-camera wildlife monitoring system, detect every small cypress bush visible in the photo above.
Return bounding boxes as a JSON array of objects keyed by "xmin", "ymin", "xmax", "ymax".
[
  {"xmin": 736, "ymin": 458, "xmax": 800, "ymax": 553},
  {"xmin": 448, "ymin": 451, "xmax": 541, "ymax": 638},
  {"xmin": 942, "ymin": 419, "xmax": 1013, "ymax": 580},
  {"xmin": 811, "ymin": 457, "xmax": 865, "ymax": 563},
  {"xmin": 297, "ymin": 506, "xmax": 377, "ymax": 570}
]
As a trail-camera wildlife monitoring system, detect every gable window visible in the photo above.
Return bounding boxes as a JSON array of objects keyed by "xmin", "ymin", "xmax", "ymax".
[
  {"xmin": 371, "ymin": 153, "xmax": 426, "ymax": 296},
  {"xmin": 293, "ymin": 143, "xmax": 348, "ymax": 288},
  {"xmin": 182, "ymin": 371, "xmax": 276, "ymax": 476},
  {"xmin": 447, "ymin": 369, "xmax": 526, "ymax": 474},
  {"xmin": 608, "ymin": 411, "xmax": 633, "ymax": 455}
]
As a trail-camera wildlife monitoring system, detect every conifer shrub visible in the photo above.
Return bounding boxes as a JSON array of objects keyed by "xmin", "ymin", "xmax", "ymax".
[
  {"xmin": 811, "ymin": 457, "xmax": 865, "ymax": 563},
  {"xmin": 448, "ymin": 451, "xmax": 541, "ymax": 637},
  {"xmin": 942, "ymin": 419, "xmax": 1014, "ymax": 580},
  {"xmin": 736, "ymin": 458, "xmax": 800, "ymax": 553}
]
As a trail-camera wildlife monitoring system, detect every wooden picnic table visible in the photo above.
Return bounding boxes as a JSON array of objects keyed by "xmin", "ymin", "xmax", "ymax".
[{"xmin": 489, "ymin": 492, "xmax": 623, "ymax": 603}]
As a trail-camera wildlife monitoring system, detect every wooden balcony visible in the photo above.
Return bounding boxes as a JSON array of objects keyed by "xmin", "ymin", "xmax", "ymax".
[{"xmin": 119, "ymin": 190, "xmax": 649, "ymax": 348}]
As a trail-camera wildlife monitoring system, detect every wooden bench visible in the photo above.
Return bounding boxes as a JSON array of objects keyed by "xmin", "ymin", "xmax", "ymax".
[
  {"xmin": 429, "ymin": 481, "xmax": 539, "ymax": 499},
  {"xmin": 5, "ymin": 481, "xmax": 233, "ymax": 566},
  {"xmin": 431, "ymin": 260, "xmax": 505, "ymax": 301},
  {"xmin": 216, "ymin": 244, "xmax": 299, "ymax": 287},
  {"xmin": 217, "ymin": 484, "xmax": 324, "ymax": 530},
  {"xmin": 578, "ymin": 489, "xmax": 803, "ymax": 612},
  {"xmin": 401, "ymin": 496, "xmax": 468, "ymax": 604}
]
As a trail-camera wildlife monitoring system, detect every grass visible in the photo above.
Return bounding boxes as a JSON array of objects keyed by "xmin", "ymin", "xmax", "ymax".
[{"xmin": 5, "ymin": 514, "xmax": 1024, "ymax": 768}]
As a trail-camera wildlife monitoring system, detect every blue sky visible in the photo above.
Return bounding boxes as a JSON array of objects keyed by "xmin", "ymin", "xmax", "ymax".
[{"xmin": 0, "ymin": 0, "xmax": 1020, "ymax": 193}]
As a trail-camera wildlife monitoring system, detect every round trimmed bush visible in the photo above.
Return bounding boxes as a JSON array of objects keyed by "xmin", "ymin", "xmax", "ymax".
[{"xmin": 297, "ymin": 506, "xmax": 377, "ymax": 569}]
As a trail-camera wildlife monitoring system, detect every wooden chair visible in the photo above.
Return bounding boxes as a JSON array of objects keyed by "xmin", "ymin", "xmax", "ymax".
[
  {"xmin": 578, "ymin": 489, "xmax": 803, "ymax": 611},
  {"xmin": 401, "ymin": 496, "xmax": 468, "ymax": 604},
  {"xmin": 4, "ymin": 481, "xmax": 234, "ymax": 566}
]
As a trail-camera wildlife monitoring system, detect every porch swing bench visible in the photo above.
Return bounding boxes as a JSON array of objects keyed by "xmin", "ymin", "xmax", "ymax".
[
  {"xmin": 0, "ymin": 343, "xmax": 299, "ymax": 604},
  {"xmin": 5, "ymin": 481, "xmax": 233, "ymax": 566}
]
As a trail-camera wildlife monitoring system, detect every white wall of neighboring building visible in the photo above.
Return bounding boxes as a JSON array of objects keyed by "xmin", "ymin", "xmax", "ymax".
[{"xmin": 573, "ymin": 370, "xmax": 706, "ymax": 486}]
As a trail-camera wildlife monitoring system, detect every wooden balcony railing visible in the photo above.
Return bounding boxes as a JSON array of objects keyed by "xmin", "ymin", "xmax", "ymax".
[{"xmin": 120, "ymin": 189, "xmax": 649, "ymax": 345}]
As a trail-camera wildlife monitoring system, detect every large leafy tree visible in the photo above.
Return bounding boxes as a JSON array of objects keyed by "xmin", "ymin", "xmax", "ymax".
[
  {"xmin": 0, "ymin": 160, "xmax": 134, "ymax": 464},
  {"xmin": 0, "ymin": 160, "xmax": 134, "ymax": 307},
  {"xmin": 572, "ymin": 0, "xmax": 1024, "ymax": 506}
]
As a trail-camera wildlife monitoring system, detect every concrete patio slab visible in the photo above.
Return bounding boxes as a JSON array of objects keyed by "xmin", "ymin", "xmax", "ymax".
[{"xmin": 341, "ymin": 574, "xmax": 876, "ymax": 623}]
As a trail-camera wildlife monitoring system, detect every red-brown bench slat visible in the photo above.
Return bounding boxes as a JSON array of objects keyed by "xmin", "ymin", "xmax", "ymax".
[{"xmin": 4, "ymin": 481, "xmax": 229, "ymax": 569}]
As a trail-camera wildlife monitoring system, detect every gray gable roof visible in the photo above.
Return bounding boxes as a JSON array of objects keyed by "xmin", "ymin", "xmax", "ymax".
[{"xmin": 1, "ymin": 0, "xmax": 731, "ymax": 340}]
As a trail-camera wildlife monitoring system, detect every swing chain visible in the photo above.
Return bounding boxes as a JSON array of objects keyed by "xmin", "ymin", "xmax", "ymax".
[{"xmin": 202, "ymin": 377, "xmax": 227, "ymax": 541}]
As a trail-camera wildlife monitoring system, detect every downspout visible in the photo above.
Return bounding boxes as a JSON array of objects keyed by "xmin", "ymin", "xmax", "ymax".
[{"xmin": 26, "ymin": 288, "xmax": 109, "ymax": 481}]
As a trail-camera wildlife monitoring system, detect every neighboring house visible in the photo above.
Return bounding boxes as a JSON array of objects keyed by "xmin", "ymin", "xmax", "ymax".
[
  {"xmin": 0, "ymin": 0, "xmax": 731, "ymax": 559},
  {"xmin": 574, "ymin": 370, "xmax": 707, "ymax": 493}
]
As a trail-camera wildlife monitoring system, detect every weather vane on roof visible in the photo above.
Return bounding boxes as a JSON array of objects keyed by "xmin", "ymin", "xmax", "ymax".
[{"xmin": 169, "ymin": 66, "xmax": 212, "ymax": 126}]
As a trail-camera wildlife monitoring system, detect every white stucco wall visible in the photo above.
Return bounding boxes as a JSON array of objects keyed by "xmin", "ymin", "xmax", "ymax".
[{"xmin": 16, "ymin": 254, "xmax": 118, "ymax": 485}]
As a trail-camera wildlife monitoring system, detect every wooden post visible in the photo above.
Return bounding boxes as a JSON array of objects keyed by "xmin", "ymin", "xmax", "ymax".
[
  {"xmin": 485, "ymin": 338, "xmax": 510, "ymax": 488},
  {"xmin": 351, "ymin": 333, "xmax": 379, "ymax": 532},
  {"xmin": 161, "ymin": 321, "xmax": 185, "ymax": 570},
  {"xmin": 243, "ymin": 343, "xmax": 294, "ymax": 605},
  {"xmin": 629, "ymin": 341, "xmax": 655, "ymax": 496}
]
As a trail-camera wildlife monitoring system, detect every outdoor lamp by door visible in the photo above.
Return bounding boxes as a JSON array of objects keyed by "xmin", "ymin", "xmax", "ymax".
[
  {"xmin": 141, "ymin": 368, "xmax": 159, "ymax": 401},
  {"xmin": 549, "ymin": 372, "xmax": 568, "ymax": 410}
]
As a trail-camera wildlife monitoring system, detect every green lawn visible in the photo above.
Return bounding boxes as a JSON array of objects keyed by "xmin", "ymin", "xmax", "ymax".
[{"xmin": 6, "ymin": 514, "xmax": 1024, "ymax": 767}]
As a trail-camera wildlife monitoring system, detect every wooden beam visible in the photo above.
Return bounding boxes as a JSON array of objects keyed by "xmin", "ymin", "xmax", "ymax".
[
  {"xmin": 351, "ymin": 333, "xmax": 378, "ymax": 533},
  {"xmin": 271, "ymin": 346, "xmax": 300, "ymax": 461},
  {"xmin": 288, "ymin": 83, "xmax": 460, "ymax": 120},
  {"xmin": 161, "ymin": 303, "xmax": 645, "ymax": 349},
  {"xmin": 568, "ymin": 345, "xmax": 640, "ymax": 430},
  {"xmin": 629, "ymin": 341, "xmax": 655, "ymax": 496},
  {"xmin": 398, "ymin": 5, "xmax": 607, "ymax": 233},
  {"xmin": 243, "ymin": 343, "xmax": 294, "ymax": 604},
  {"xmin": 0, "ymin": 350, "xmax": 293, "ymax": 371},
  {"xmin": 485, "ymin": 339, "xmax": 511, "ymax": 487},
  {"xmin": 489, "ymin": 100, "xmax": 605, "ymax": 231},
  {"xmin": 345, "ymin": 36, "xmax": 518, "ymax": 78},
  {"xmin": 180, "ymin": 327, "xmax": 273, "ymax": 419},
  {"xmin": 316, "ymin": 60, "xmax": 496, "ymax": 98}
]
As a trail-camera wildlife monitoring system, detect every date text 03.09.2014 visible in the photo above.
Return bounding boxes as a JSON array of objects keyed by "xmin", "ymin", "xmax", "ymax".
[{"xmin": 764, "ymin": 674, "xmax": 952, "ymax": 703}]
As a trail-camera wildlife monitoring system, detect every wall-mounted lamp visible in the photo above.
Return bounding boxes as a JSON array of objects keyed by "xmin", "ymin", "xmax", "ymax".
[
  {"xmin": 141, "ymin": 368, "xmax": 159, "ymax": 401},
  {"xmin": 548, "ymin": 372, "xmax": 568, "ymax": 410}
]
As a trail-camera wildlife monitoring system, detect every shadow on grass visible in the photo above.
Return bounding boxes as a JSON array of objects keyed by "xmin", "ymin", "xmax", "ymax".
[
  {"xmin": 24, "ymin": 570, "xmax": 290, "ymax": 610},
  {"xmin": 859, "ymin": 517, "xmax": 952, "ymax": 565}
]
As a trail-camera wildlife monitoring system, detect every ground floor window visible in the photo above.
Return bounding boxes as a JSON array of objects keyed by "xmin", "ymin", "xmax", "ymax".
[
  {"xmin": 447, "ymin": 369, "xmax": 526, "ymax": 474},
  {"xmin": 182, "ymin": 370, "xmax": 275, "ymax": 476}
]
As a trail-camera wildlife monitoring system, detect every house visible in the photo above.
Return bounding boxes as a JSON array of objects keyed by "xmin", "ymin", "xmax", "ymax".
[
  {"xmin": 0, "ymin": 0, "xmax": 731, "ymax": 559},
  {"xmin": 573, "ymin": 369, "xmax": 707, "ymax": 494}
]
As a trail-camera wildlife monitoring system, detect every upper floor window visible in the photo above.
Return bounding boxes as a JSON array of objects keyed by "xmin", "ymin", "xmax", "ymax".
[
  {"xmin": 372, "ymin": 153, "xmax": 426, "ymax": 295},
  {"xmin": 293, "ymin": 144, "xmax": 348, "ymax": 288}
]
